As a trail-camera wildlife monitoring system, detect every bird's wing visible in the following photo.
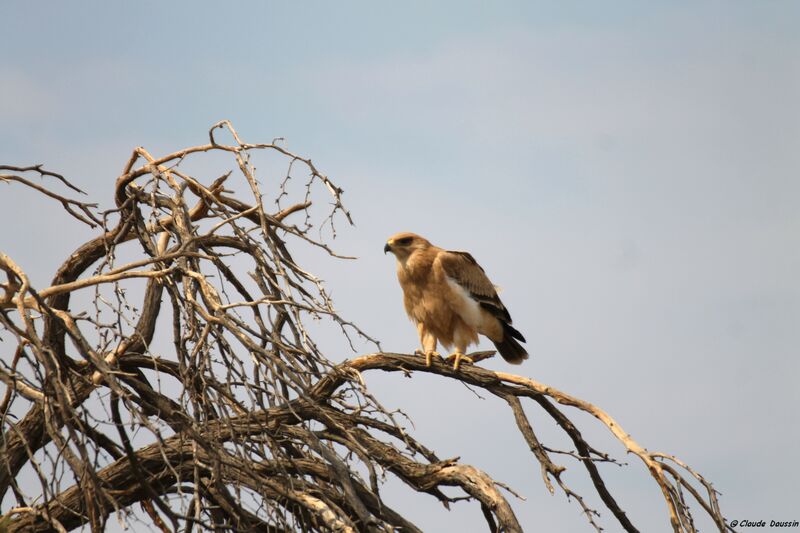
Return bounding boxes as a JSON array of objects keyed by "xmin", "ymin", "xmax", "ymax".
[{"xmin": 438, "ymin": 250, "xmax": 511, "ymax": 323}]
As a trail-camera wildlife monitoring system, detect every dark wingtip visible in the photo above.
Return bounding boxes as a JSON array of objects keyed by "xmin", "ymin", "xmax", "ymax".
[
  {"xmin": 504, "ymin": 322, "xmax": 526, "ymax": 343},
  {"xmin": 493, "ymin": 323, "xmax": 529, "ymax": 364}
]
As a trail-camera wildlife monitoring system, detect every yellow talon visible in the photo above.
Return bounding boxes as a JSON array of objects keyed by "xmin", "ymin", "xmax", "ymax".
[
  {"xmin": 447, "ymin": 352, "xmax": 474, "ymax": 371},
  {"xmin": 416, "ymin": 349, "xmax": 441, "ymax": 367}
]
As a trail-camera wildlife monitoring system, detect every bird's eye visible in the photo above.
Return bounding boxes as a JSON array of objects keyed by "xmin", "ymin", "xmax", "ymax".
[{"xmin": 396, "ymin": 237, "xmax": 413, "ymax": 245}]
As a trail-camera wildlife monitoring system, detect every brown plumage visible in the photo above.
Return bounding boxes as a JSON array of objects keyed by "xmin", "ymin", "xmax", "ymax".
[{"xmin": 384, "ymin": 232, "xmax": 528, "ymax": 370}]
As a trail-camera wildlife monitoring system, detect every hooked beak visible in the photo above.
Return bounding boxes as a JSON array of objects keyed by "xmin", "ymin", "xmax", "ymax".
[{"xmin": 383, "ymin": 242, "xmax": 392, "ymax": 254}]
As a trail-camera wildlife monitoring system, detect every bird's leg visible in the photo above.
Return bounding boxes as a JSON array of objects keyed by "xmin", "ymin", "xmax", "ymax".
[
  {"xmin": 446, "ymin": 338, "xmax": 473, "ymax": 371},
  {"xmin": 447, "ymin": 352, "xmax": 475, "ymax": 371},
  {"xmin": 414, "ymin": 348, "xmax": 441, "ymax": 366},
  {"xmin": 415, "ymin": 325, "xmax": 440, "ymax": 367}
]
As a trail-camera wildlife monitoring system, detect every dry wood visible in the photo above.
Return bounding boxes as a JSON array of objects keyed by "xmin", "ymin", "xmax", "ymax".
[{"xmin": 0, "ymin": 123, "xmax": 733, "ymax": 532}]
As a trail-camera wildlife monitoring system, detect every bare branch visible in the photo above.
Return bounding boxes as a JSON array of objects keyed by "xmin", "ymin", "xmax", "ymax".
[{"xmin": 0, "ymin": 123, "xmax": 732, "ymax": 533}]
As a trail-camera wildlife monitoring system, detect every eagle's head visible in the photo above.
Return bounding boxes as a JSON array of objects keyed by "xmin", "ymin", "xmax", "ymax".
[{"xmin": 384, "ymin": 232, "xmax": 430, "ymax": 261}]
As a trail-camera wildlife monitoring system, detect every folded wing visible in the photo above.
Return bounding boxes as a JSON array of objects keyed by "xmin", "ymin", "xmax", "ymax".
[{"xmin": 438, "ymin": 250, "xmax": 528, "ymax": 363}]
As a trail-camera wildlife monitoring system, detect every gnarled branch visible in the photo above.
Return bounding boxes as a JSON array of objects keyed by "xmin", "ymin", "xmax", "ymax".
[{"xmin": 0, "ymin": 123, "xmax": 733, "ymax": 532}]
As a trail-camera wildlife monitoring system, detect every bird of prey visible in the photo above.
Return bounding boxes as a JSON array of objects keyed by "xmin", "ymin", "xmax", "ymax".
[{"xmin": 384, "ymin": 232, "xmax": 528, "ymax": 370}]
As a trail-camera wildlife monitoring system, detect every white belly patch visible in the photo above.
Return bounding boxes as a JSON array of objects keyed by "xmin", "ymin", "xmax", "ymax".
[{"xmin": 445, "ymin": 277, "xmax": 483, "ymax": 328}]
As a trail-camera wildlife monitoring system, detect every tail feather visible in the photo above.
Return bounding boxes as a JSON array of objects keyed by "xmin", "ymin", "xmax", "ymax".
[{"xmin": 493, "ymin": 323, "xmax": 529, "ymax": 364}]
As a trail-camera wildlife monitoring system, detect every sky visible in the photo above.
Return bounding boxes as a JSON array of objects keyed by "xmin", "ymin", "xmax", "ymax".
[{"xmin": 1, "ymin": 1, "xmax": 799, "ymax": 531}]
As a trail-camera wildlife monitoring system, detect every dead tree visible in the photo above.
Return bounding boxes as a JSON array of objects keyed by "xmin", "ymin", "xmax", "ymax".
[{"xmin": 0, "ymin": 122, "xmax": 733, "ymax": 532}]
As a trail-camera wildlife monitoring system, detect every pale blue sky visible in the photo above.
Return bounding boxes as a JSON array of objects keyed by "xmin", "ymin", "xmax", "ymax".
[{"xmin": 2, "ymin": 2, "xmax": 799, "ymax": 531}]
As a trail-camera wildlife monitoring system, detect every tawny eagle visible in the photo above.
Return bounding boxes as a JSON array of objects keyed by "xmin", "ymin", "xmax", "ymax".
[{"xmin": 384, "ymin": 232, "xmax": 528, "ymax": 370}]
